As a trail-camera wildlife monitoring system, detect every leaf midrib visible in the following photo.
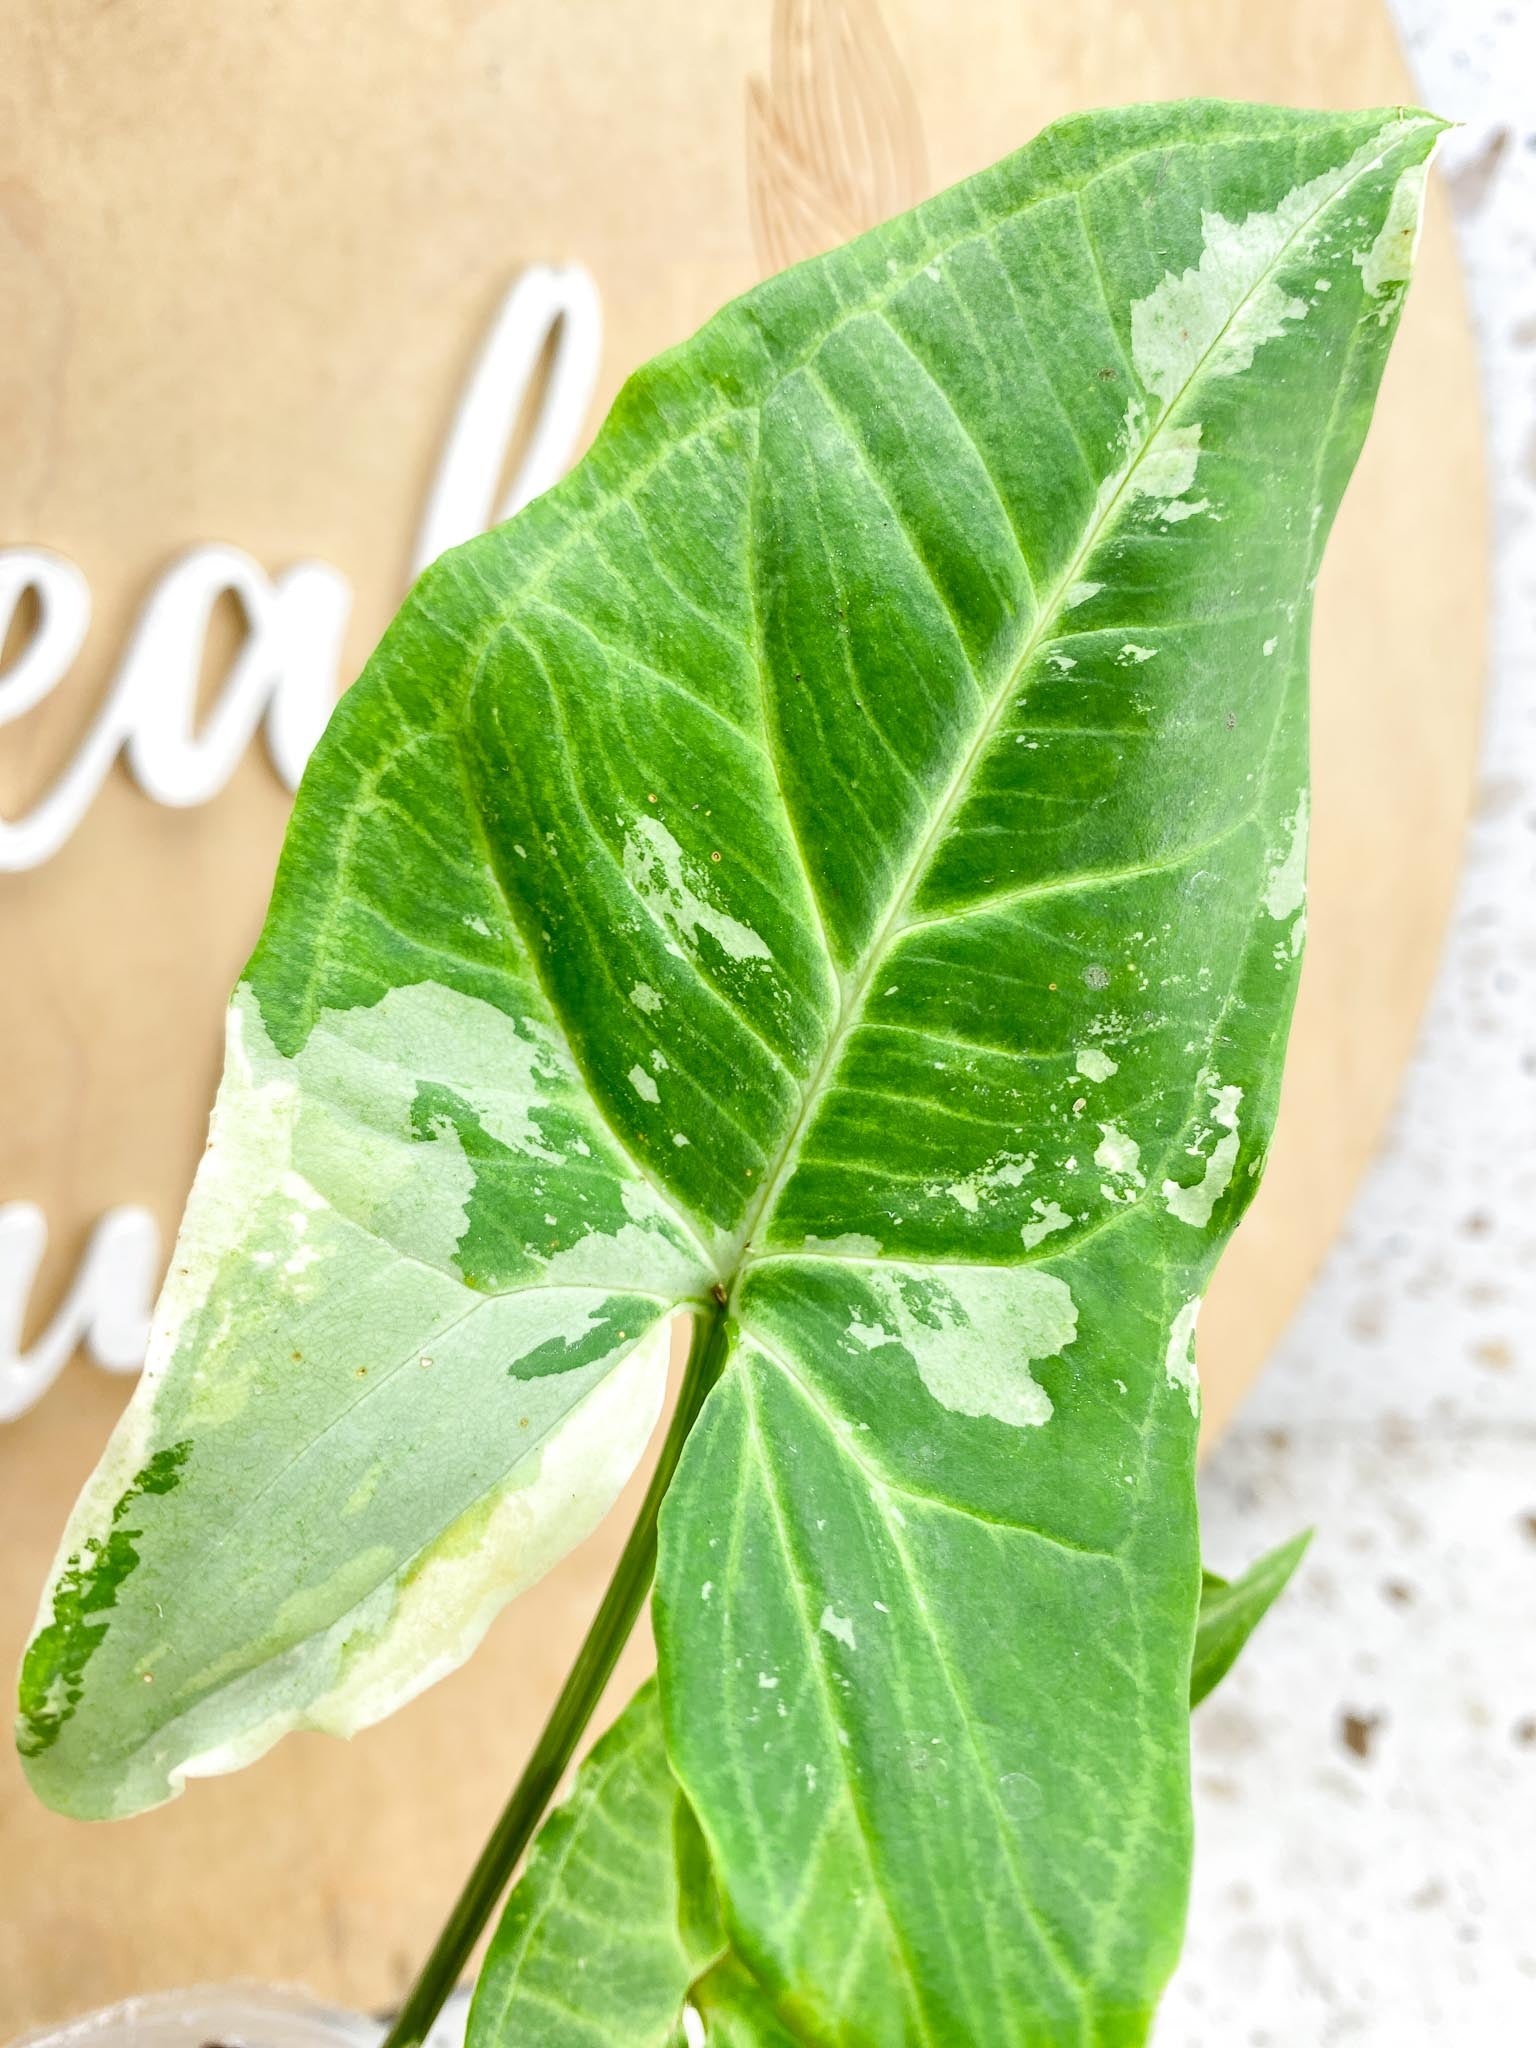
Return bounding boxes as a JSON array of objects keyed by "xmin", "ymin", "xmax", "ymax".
[
  {"xmin": 735, "ymin": 1370, "xmax": 952, "ymax": 2048},
  {"xmin": 725, "ymin": 131, "xmax": 1395, "ymax": 1286}
]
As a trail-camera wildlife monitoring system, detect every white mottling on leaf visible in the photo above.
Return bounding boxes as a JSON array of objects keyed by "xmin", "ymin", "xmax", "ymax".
[
  {"xmin": 819, "ymin": 1607, "xmax": 857, "ymax": 1651},
  {"xmin": 1020, "ymin": 1199, "xmax": 1072, "ymax": 1250},
  {"xmin": 540, "ymin": 1219, "xmax": 701, "ymax": 1294},
  {"xmin": 167, "ymin": 1318, "xmax": 674, "ymax": 1802},
  {"xmin": 1130, "ymin": 123, "xmax": 1431, "ymax": 439},
  {"xmin": 1094, "ymin": 1123, "xmax": 1143, "ymax": 1185},
  {"xmin": 1164, "ymin": 1294, "xmax": 1203, "ymax": 1414},
  {"xmin": 1162, "ymin": 1078, "xmax": 1243, "ymax": 1228},
  {"xmin": 1264, "ymin": 790, "xmax": 1309, "ymax": 920},
  {"xmin": 848, "ymin": 1315, "xmax": 895, "ymax": 1350},
  {"xmin": 1118, "ymin": 412, "xmax": 1204, "ymax": 517},
  {"xmin": 839, "ymin": 1262, "xmax": 1074, "ymax": 1429},
  {"xmin": 801, "ymin": 1232, "xmax": 883, "ymax": 1258},
  {"xmin": 288, "ymin": 1323, "xmax": 672, "ymax": 1743},
  {"xmin": 628, "ymin": 982, "xmax": 663, "ymax": 1014},
  {"xmin": 222, "ymin": 982, "xmax": 576, "ymax": 1287},
  {"xmin": 1076, "ymin": 1048, "xmax": 1118, "ymax": 1082},
  {"xmin": 1133, "ymin": 196, "xmax": 1318, "ymax": 405},
  {"xmin": 627, "ymin": 1065, "xmax": 660, "ymax": 1105},
  {"xmin": 622, "ymin": 815, "xmax": 771, "ymax": 965},
  {"xmin": 1356, "ymin": 157, "xmax": 1430, "ymax": 319},
  {"xmin": 939, "ymin": 1150, "xmax": 1033, "ymax": 1213}
]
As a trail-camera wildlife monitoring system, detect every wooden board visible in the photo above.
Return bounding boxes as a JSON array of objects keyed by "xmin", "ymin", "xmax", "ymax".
[{"xmin": 0, "ymin": 0, "xmax": 1484, "ymax": 2025}]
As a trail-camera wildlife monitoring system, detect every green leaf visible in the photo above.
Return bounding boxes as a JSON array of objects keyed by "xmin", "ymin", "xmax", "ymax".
[
  {"xmin": 471, "ymin": 1675, "xmax": 803, "ymax": 2048},
  {"xmin": 1191, "ymin": 1532, "xmax": 1312, "ymax": 1709},
  {"xmin": 467, "ymin": 1534, "xmax": 1317, "ymax": 2047},
  {"xmin": 471, "ymin": 1537, "xmax": 1315, "ymax": 2046},
  {"xmin": 19, "ymin": 93, "xmax": 1435, "ymax": 2041},
  {"xmin": 686, "ymin": 1956, "xmax": 806, "ymax": 2047},
  {"xmin": 469, "ymin": 1679, "xmax": 724, "ymax": 2048}
]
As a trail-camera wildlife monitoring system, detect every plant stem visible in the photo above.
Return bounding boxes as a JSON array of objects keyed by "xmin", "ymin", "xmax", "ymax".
[{"xmin": 378, "ymin": 1303, "xmax": 731, "ymax": 2048}]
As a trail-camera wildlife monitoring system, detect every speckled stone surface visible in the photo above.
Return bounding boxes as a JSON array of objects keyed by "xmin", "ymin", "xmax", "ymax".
[{"xmin": 1157, "ymin": 5, "xmax": 1536, "ymax": 2039}]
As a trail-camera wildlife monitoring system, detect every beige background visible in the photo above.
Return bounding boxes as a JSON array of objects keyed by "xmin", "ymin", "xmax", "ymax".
[{"xmin": 0, "ymin": 0, "xmax": 1483, "ymax": 2026}]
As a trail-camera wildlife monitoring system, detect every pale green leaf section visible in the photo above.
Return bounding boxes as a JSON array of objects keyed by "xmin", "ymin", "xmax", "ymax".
[
  {"xmin": 472, "ymin": 1527, "xmax": 1317, "ymax": 2048},
  {"xmin": 472, "ymin": 1675, "xmax": 818, "ymax": 2048},
  {"xmin": 20, "ymin": 94, "xmax": 1435, "ymax": 2045},
  {"xmin": 1191, "ymin": 1532, "xmax": 1312, "ymax": 1709},
  {"xmin": 19, "ymin": 978, "xmax": 709, "ymax": 1818},
  {"xmin": 470, "ymin": 1680, "xmax": 726, "ymax": 2048}
]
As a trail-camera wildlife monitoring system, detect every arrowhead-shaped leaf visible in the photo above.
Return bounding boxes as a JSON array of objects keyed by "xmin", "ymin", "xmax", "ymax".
[
  {"xmin": 1191, "ymin": 1531, "xmax": 1312, "ymax": 1709},
  {"xmin": 20, "ymin": 94, "xmax": 1435, "ymax": 2042}
]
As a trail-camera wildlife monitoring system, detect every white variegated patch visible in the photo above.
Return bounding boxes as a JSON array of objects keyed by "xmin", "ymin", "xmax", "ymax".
[
  {"xmin": 623, "ymin": 814, "xmax": 772, "ymax": 966},
  {"xmin": 20, "ymin": 975, "xmax": 712, "ymax": 1813},
  {"xmin": 243, "ymin": 1319, "xmax": 673, "ymax": 1750},
  {"xmin": 1162, "ymin": 1078, "xmax": 1244, "ymax": 1230},
  {"xmin": 839, "ymin": 1261, "xmax": 1077, "ymax": 1430},
  {"xmin": 1129, "ymin": 127, "xmax": 1427, "ymax": 408},
  {"xmin": 1264, "ymin": 790, "xmax": 1310, "ymax": 922},
  {"xmin": 1356, "ymin": 157, "xmax": 1432, "ymax": 317},
  {"xmin": 1164, "ymin": 1295, "xmax": 1203, "ymax": 1415}
]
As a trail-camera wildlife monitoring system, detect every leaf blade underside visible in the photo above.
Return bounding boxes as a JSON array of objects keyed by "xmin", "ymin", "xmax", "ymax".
[
  {"xmin": 468, "ymin": 1678, "xmax": 725, "ymax": 2048},
  {"xmin": 471, "ymin": 1677, "xmax": 812, "ymax": 2048},
  {"xmin": 21, "ymin": 94, "xmax": 1436, "ymax": 2046}
]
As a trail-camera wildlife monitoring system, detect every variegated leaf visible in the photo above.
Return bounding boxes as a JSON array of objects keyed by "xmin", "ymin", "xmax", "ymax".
[{"xmin": 20, "ymin": 92, "xmax": 1435, "ymax": 2045}]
